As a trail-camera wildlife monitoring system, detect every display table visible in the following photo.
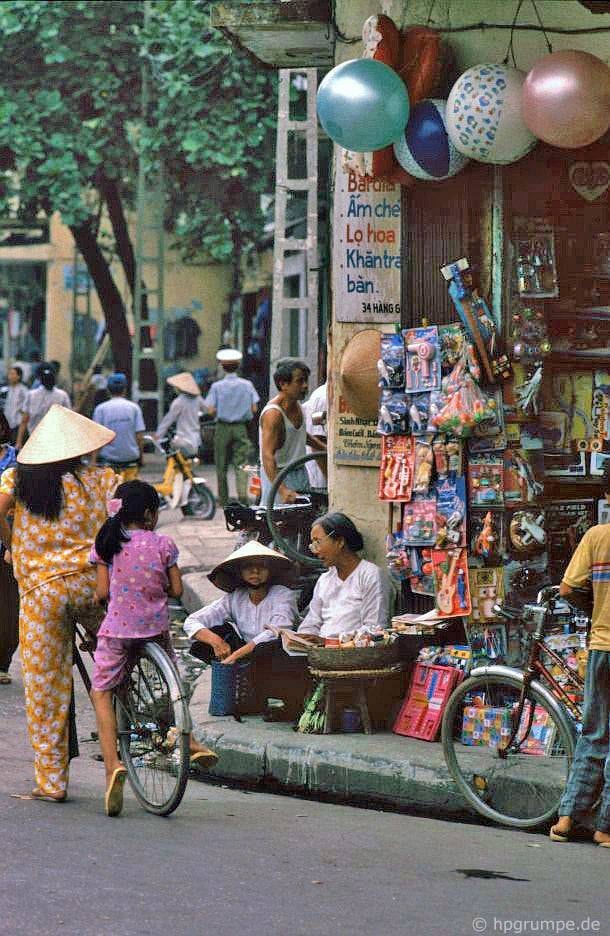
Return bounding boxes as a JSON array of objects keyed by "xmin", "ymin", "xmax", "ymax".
[{"xmin": 309, "ymin": 662, "xmax": 408, "ymax": 734}]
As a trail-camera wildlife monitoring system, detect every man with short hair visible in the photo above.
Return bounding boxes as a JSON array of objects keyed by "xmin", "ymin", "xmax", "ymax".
[
  {"xmin": 551, "ymin": 467, "xmax": 610, "ymax": 846},
  {"xmin": 259, "ymin": 357, "xmax": 322, "ymax": 505},
  {"xmin": 92, "ymin": 372, "xmax": 145, "ymax": 478},
  {"xmin": 204, "ymin": 349, "xmax": 259, "ymax": 507},
  {"xmin": 4, "ymin": 366, "xmax": 28, "ymax": 444}
]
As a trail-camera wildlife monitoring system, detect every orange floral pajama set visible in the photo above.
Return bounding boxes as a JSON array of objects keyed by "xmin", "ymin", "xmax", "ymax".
[{"xmin": 0, "ymin": 466, "xmax": 116, "ymax": 797}]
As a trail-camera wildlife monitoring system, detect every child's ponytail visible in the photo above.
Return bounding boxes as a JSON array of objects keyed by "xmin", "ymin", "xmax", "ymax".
[{"xmin": 95, "ymin": 479, "xmax": 160, "ymax": 563}]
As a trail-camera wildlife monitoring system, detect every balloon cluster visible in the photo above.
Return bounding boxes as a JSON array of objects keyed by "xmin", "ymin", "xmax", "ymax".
[{"xmin": 317, "ymin": 49, "xmax": 609, "ymax": 177}]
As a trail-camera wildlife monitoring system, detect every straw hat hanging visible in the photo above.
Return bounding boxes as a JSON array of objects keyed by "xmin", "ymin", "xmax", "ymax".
[
  {"xmin": 17, "ymin": 405, "xmax": 116, "ymax": 465},
  {"xmin": 339, "ymin": 329, "xmax": 381, "ymax": 419},
  {"xmin": 208, "ymin": 540, "xmax": 294, "ymax": 593},
  {"xmin": 167, "ymin": 372, "xmax": 201, "ymax": 396}
]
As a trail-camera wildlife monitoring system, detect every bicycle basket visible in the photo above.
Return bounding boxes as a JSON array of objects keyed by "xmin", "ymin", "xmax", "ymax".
[{"xmin": 65, "ymin": 601, "xmax": 106, "ymax": 636}]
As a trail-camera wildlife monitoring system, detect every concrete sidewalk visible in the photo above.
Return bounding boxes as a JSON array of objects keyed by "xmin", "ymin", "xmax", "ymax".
[{"xmin": 147, "ymin": 473, "xmax": 475, "ymax": 820}]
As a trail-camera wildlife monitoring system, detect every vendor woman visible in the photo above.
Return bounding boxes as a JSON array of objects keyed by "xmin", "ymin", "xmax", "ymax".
[
  {"xmin": 184, "ymin": 540, "xmax": 306, "ymax": 712},
  {"xmin": 297, "ymin": 512, "xmax": 393, "ymax": 640}
]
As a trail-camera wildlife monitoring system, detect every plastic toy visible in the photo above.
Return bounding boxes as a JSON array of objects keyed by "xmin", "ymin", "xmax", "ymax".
[
  {"xmin": 403, "ymin": 498, "xmax": 436, "ymax": 546},
  {"xmin": 378, "ymin": 389, "xmax": 410, "ymax": 435},
  {"xmin": 412, "ymin": 439, "xmax": 434, "ymax": 495},
  {"xmin": 403, "ymin": 325, "xmax": 441, "ymax": 393},
  {"xmin": 378, "ymin": 435, "xmax": 413, "ymax": 502},
  {"xmin": 378, "ymin": 333, "xmax": 405, "ymax": 389},
  {"xmin": 432, "ymin": 547, "xmax": 471, "ymax": 618},
  {"xmin": 441, "ymin": 257, "xmax": 497, "ymax": 384}
]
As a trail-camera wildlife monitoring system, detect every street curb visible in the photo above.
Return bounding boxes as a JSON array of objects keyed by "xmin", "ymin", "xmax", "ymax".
[{"xmin": 192, "ymin": 720, "xmax": 473, "ymax": 818}]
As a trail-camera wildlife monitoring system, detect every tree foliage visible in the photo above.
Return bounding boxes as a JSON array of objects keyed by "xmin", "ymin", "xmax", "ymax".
[{"xmin": 0, "ymin": 0, "xmax": 277, "ymax": 372}]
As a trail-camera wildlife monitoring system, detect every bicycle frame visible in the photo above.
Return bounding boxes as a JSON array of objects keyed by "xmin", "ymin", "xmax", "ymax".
[{"xmin": 489, "ymin": 589, "xmax": 584, "ymax": 755}]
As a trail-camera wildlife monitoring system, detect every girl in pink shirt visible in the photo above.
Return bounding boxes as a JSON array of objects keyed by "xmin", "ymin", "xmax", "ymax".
[{"xmin": 90, "ymin": 480, "xmax": 217, "ymax": 817}]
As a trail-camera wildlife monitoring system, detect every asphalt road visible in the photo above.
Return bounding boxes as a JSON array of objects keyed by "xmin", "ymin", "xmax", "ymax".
[{"xmin": 2, "ymin": 667, "xmax": 610, "ymax": 936}]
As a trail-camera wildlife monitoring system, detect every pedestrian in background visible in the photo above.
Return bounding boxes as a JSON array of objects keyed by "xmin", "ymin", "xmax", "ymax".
[
  {"xmin": 0, "ymin": 410, "xmax": 18, "ymax": 684},
  {"xmin": 0, "ymin": 405, "xmax": 117, "ymax": 801},
  {"xmin": 259, "ymin": 357, "xmax": 311, "ymax": 505},
  {"xmin": 4, "ymin": 365, "xmax": 28, "ymax": 445},
  {"xmin": 204, "ymin": 349, "xmax": 259, "ymax": 507},
  {"xmin": 92, "ymin": 372, "xmax": 145, "ymax": 480},
  {"xmin": 16, "ymin": 363, "xmax": 71, "ymax": 450},
  {"xmin": 156, "ymin": 371, "xmax": 206, "ymax": 456},
  {"xmin": 302, "ymin": 380, "xmax": 327, "ymax": 490}
]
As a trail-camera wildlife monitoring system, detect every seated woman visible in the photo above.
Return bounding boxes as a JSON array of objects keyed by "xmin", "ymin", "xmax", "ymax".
[
  {"xmin": 297, "ymin": 512, "xmax": 393, "ymax": 641},
  {"xmin": 184, "ymin": 540, "xmax": 307, "ymax": 713}
]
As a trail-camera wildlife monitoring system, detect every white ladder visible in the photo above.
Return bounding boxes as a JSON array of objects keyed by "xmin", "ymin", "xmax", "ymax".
[{"xmin": 269, "ymin": 68, "xmax": 319, "ymax": 388}]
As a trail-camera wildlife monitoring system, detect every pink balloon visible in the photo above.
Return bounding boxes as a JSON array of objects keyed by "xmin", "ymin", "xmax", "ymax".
[{"xmin": 522, "ymin": 50, "xmax": 610, "ymax": 149}]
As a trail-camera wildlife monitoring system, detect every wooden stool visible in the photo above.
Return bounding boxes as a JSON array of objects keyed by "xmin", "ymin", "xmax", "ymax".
[{"xmin": 309, "ymin": 664, "xmax": 407, "ymax": 734}]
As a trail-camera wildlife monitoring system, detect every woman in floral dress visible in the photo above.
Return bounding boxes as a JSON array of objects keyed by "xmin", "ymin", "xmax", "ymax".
[{"xmin": 0, "ymin": 405, "xmax": 116, "ymax": 801}]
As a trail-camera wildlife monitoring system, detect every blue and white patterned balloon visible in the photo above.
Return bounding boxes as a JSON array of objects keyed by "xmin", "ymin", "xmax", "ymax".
[
  {"xmin": 446, "ymin": 64, "xmax": 537, "ymax": 165},
  {"xmin": 393, "ymin": 99, "xmax": 469, "ymax": 181}
]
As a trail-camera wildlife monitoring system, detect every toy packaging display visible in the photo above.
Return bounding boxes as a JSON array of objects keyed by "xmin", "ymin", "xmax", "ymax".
[
  {"xmin": 403, "ymin": 325, "xmax": 441, "ymax": 392},
  {"xmin": 432, "ymin": 547, "xmax": 471, "ymax": 618},
  {"xmin": 378, "ymin": 332, "xmax": 405, "ymax": 389},
  {"xmin": 434, "ymin": 475, "xmax": 466, "ymax": 547},
  {"xmin": 432, "ymin": 360, "xmax": 497, "ymax": 438},
  {"xmin": 438, "ymin": 322, "xmax": 480, "ymax": 378},
  {"xmin": 468, "ymin": 457, "xmax": 504, "ymax": 508},
  {"xmin": 545, "ymin": 500, "xmax": 595, "ymax": 582},
  {"xmin": 470, "ymin": 509, "xmax": 505, "ymax": 565},
  {"xmin": 409, "ymin": 391, "xmax": 443, "ymax": 435},
  {"xmin": 433, "ymin": 437, "xmax": 462, "ymax": 478},
  {"xmin": 507, "ymin": 508, "xmax": 547, "ymax": 558},
  {"xmin": 378, "ymin": 389, "xmax": 410, "ymax": 435},
  {"xmin": 412, "ymin": 438, "xmax": 434, "ymax": 495},
  {"xmin": 408, "ymin": 547, "xmax": 436, "ymax": 596},
  {"xmin": 468, "ymin": 567, "xmax": 504, "ymax": 624},
  {"xmin": 441, "ymin": 257, "xmax": 499, "ymax": 385},
  {"xmin": 503, "ymin": 448, "xmax": 544, "ymax": 505},
  {"xmin": 402, "ymin": 498, "xmax": 437, "ymax": 546},
  {"xmin": 378, "ymin": 435, "xmax": 413, "ymax": 502}
]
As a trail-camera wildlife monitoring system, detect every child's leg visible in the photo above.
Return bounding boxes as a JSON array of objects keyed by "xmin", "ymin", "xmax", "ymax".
[{"xmin": 91, "ymin": 689, "xmax": 123, "ymax": 780}]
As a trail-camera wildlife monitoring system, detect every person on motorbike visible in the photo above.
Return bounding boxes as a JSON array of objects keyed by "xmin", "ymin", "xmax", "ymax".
[
  {"xmin": 155, "ymin": 372, "xmax": 206, "ymax": 457},
  {"xmin": 91, "ymin": 373, "xmax": 145, "ymax": 479}
]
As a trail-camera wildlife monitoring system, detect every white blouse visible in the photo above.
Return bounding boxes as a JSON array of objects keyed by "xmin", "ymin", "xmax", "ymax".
[
  {"xmin": 297, "ymin": 560, "xmax": 392, "ymax": 639},
  {"xmin": 183, "ymin": 585, "xmax": 298, "ymax": 646}
]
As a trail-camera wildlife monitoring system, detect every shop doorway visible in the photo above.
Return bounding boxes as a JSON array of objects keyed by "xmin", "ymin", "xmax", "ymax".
[{"xmin": 0, "ymin": 261, "xmax": 46, "ymax": 373}]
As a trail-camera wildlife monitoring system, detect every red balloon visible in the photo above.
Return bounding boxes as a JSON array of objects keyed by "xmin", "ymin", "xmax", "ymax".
[{"xmin": 522, "ymin": 50, "xmax": 610, "ymax": 149}]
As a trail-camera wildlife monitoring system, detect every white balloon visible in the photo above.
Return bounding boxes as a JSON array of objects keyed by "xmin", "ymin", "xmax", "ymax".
[{"xmin": 446, "ymin": 64, "xmax": 537, "ymax": 165}]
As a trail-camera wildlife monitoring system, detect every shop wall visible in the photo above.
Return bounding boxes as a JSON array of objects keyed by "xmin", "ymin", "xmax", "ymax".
[
  {"xmin": 328, "ymin": 0, "xmax": 610, "ymax": 564},
  {"xmin": 0, "ymin": 211, "xmax": 231, "ymax": 378}
]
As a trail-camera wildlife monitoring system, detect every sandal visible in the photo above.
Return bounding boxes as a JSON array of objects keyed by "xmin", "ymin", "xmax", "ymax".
[
  {"xmin": 0, "ymin": 671, "xmax": 11, "ymax": 685},
  {"xmin": 104, "ymin": 766, "xmax": 127, "ymax": 817},
  {"xmin": 11, "ymin": 788, "xmax": 67, "ymax": 803},
  {"xmin": 593, "ymin": 832, "xmax": 610, "ymax": 848},
  {"xmin": 549, "ymin": 823, "xmax": 572, "ymax": 843},
  {"xmin": 190, "ymin": 749, "xmax": 219, "ymax": 770}
]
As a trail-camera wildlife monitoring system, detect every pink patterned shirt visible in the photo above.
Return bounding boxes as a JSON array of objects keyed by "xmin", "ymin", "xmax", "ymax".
[{"xmin": 90, "ymin": 529, "xmax": 179, "ymax": 639}]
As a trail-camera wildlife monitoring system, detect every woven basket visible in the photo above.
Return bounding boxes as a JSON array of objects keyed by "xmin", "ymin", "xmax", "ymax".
[{"xmin": 307, "ymin": 642, "xmax": 401, "ymax": 672}]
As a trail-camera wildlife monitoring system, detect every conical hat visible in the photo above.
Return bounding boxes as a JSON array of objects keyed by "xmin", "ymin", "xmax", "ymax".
[
  {"xmin": 167, "ymin": 372, "xmax": 200, "ymax": 396},
  {"xmin": 17, "ymin": 405, "xmax": 116, "ymax": 465},
  {"xmin": 339, "ymin": 329, "xmax": 381, "ymax": 419},
  {"xmin": 208, "ymin": 540, "xmax": 294, "ymax": 593}
]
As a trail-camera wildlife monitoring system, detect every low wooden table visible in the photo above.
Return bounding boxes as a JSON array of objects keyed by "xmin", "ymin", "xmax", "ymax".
[{"xmin": 309, "ymin": 663, "xmax": 408, "ymax": 734}]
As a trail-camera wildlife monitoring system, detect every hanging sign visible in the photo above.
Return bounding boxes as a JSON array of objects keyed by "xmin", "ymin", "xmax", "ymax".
[
  {"xmin": 334, "ymin": 393, "xmax": 382, "ymax": 466},
  {"xmin": 568, "ymin": 161, "xmax": 609, "ymax": 203},
  {"xmin": 333, "ymin": 161, "xmax": 402, "ymax": 323}
]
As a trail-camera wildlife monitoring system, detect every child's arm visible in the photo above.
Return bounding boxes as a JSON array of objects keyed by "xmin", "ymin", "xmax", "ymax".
[
  {"xmin": 167, "ymin": 564, "xmax": 183, "ymax": 598},
  {"xmin": 95, "ymin": 563, "xmax": 110, "ymax": 603}
]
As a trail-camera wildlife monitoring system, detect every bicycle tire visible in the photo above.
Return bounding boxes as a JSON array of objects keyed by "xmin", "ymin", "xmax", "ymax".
[
  {"xmin": 115, "ymin": 641, "xmax": 191, "ymax": 816},
  {"xmin": 441, "ymin": 671, "xmax": 576, "ymax": 828},
  {"xmin": 265, "ymin": 452, "xmax": 327, "ymax": 567},
  {"xmin": 181, "ymin": 481, "xmax": 216, "ymax": 520}
]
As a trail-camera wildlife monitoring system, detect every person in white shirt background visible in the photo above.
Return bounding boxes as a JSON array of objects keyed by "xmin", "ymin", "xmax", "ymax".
[
  {"xmin": 301, "ymin": 380, "xmax": 327, "ymax": 490},
  {"xmin": 4, "ymin": 366, "xmax": 29, "ymax": 444},
  {"xmin": 16, "ymin": 363, "xmax": 71, "ymax": 450},
  {"xmin": 155, "ymin": 371, "xmax": 206, "ymax": 456}
]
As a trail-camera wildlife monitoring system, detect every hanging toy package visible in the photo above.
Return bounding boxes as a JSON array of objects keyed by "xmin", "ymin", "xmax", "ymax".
[
  {"xmin": 403, "ymin": 325, "xmax": 441, "ymax": 393},
  {"xmin": 409, "ymin": 390, "xmax": 444, "ymax": 435},
  {"xmin": 378, "ymin": 390, "xmax": 410, "ymax": 435},
  {"xmin": 412, "ymin": 438, "xmax": 434, "ymax": 494},
  {"xmin": 431, "ymin": 360, "xmax": 497, "ymax": 438},
  {"xmin": 378, "ymin": 435, "xmax": 413, "ymax": 502},
  {"xmin": 378, "ymin": 332, "xmax": 406, "ymax": 389}
]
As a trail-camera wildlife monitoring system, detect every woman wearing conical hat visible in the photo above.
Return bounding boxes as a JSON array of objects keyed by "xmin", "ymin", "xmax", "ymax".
[
  {"xmin": 183, "ymin": 540, "xmax": 308, "ymax": 714},
  {"xmin": 0, "ymin": 405, "xmax": 118, "ymax": 802},
  {"xmin": 154, "ymin": 372, "xmax": 207, "ymax": 456}
]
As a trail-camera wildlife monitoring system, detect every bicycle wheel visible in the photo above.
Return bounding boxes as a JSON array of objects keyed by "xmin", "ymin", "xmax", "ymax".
[
  {"xmin": 181, "ymin": 482, "xmax": 216, "ymax": 520},
  {"xmin": 115, "ymin": 641, "xmax": 191, "ymax": 816},
  {"xmin": 441, "ymin": 671, "xmax": 576, "ymax": 828},
  {"xmin": 265, "ymin": 452, "xmax": 328, "ymax": 567}
]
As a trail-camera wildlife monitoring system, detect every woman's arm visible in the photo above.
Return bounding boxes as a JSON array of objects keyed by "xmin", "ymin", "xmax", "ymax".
[
  {"xmin": 15, "ymin": 412, "xmax": 29, "ymax": 451},
  {"xmin": 0, "ymin": 492, "xmax": 14, "ymax": 555},
  {"xmin": 221, "ymin": 640, "xmax": 256, "ymax": 665},
  {"xmin": 95, "ymin": 564, "xmax": 110, "ymax": 603},
  {"xmin": 360, "ymin": 565, "xmax": 393, "ymax": 629},
  {"xmin": 167, "ymin": 564, "xmax": 183, "ymax": 598}
]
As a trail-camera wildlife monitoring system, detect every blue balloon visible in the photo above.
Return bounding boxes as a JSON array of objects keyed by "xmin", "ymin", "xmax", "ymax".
[
  {"xmin": 394, "ymin": 99, "xmax": 469, "ymax": 181},
  {"xmin": 317, "ymin": 59, "xmax": 410, "ymax": 152}
]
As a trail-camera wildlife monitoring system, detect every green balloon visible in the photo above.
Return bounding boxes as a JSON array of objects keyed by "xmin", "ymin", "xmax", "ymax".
[{"xmin": 317, "ymin": 59, "xmax": 410, "ymax": 152}]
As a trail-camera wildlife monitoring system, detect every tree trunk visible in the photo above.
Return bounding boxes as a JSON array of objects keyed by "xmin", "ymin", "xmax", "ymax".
[{"xmin": 71, "ymin": 221, "xmax": 132, "ymax": 380}]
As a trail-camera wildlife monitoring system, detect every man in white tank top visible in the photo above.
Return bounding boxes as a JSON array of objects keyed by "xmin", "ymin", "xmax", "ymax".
[{"xmin": 259, "ymin": 358, "xmax": 322, "ymax": 505}]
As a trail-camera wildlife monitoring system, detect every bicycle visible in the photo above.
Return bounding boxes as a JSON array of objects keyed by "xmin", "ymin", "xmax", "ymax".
[
  {"xmin": 441, "ymin": 585, "xmax": 583, "ymax": 829},
  {"xmin": 71, "ymin": 613, "xmax": 192, "ymax": 816}
]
